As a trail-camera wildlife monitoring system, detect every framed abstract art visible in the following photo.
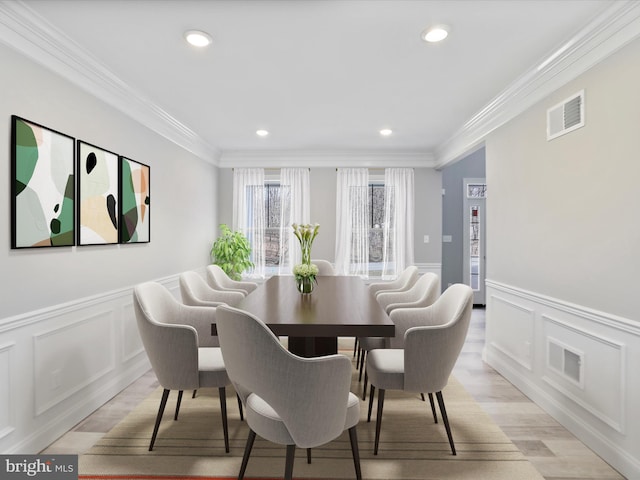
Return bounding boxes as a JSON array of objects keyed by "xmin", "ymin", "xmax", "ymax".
[
  {"xmin": 11, "ymin": 115, "xmax": 75, "ymax": 248},
  {"xmin": 77, "ymin": 141, "xmax": 120, "ymax": 245},
  {"xmin": 119, "ymin": 156, "xmax": 150, "ymax": 243}
]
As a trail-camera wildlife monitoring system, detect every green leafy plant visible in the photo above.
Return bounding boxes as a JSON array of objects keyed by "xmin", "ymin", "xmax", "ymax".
[{"xmin": 210, "ymin": 224, "xmax": 254, "ymax": 280}]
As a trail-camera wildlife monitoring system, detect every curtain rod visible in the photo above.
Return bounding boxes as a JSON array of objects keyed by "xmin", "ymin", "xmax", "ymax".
[{"xmin": 232, "ymin": 168, "xmax": 310, "ymax": 171}]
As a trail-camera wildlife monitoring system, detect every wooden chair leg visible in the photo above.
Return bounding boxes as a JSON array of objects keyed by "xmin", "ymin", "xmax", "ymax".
[
  {"xmin": 374, "ymin": 388, "xmax": 385, "ymax": 455},
  {"xmin": 428, "ymin": 392, "xmax": 438, "ymax": 423},
  {"xmin": 174, "ymin": 390, "xmax": 183, "ymax": 420},
  {"xmin": 348, "ymin": 426, "xmax": 363, "ymax": 480},
  {"xmin": 367, "ymin": 385, "xmax": 375, "ymax": 422},
  {"xmin": 238, "ymin": 429, "xmax": 256, "ymax": 480},
  {"xmin": 150, "ymin": 388, "xmax": 170, "ymax": 451},
  {"xmin": 284, "ymin": 444, "xmax": 296, "ymax": 480},
  {"xmin": 436, "ymin": 391, "xmax": 456, "ymax": 455},
  {"xmin": 219, "ymin": 387, "xmax": 229, "ymax": 453},
  {"xmin": 237, "ymin": 393, "xmax": 244, "ymax": 421}
]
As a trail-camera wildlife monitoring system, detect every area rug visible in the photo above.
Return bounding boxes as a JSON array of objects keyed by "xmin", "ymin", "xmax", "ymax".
[{"xmin": 79, "ymin": 369, "xmax": 544, "ymax": 480}]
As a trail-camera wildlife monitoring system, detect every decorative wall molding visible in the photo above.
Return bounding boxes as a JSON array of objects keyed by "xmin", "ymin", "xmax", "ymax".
[
  {"xmin": 488, "ymin": 294, "xmax": 535, "ymax": 371},
  {"xmin": 484, "ymin": 279, "xmax": 640, "ymax": 479},
  {"xmin": 434, "ymin": 0, "xmax": 640, "ymax": 168},
  {"xmin": 3, "ymin": 1, "xmax": 639, "ymax": 169},
  {"xmin": 485, "ymin": 279, "xmax": 640, "ymax": 337},
  {"xmin": 219, "ymin": 150, "xmax": 436, "ymax": 168},
  {"xmin": 0, "ymin": 1, "xmax": 220, "ymax": 165}
]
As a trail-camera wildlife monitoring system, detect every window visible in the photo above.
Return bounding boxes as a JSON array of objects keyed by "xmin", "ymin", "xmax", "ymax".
[
  {"xmin": 368, "ymin": 181, "xmax": 389, "ymax": 276},
  {"xmin": 264, "ymin": 182, "xmax": 287, "ymax": 268}
]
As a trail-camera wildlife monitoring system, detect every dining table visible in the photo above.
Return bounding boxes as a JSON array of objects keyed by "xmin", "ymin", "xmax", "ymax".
[{"xmin": 211, "ymin": 275, "xmax": 395, "ymax": 357}]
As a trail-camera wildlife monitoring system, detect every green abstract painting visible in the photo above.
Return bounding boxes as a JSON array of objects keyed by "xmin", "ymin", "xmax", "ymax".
[
  {"xmin": 119, "ymin": 157, "xmax": 150, "ymax": 243},
  {"xmin": 11, "ymin": 116, "xmax": 75, "ymax": 248}
]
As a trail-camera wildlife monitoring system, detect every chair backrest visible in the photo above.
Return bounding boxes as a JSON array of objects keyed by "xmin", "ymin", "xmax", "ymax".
[
  {"xmin": 376, "ymin": 272, "xmax": 439, "ymax": 314},
  {"xmin": 180, "ymin": 271, "xmax": 244, "ymax": 307},
  {"xmin": 133, "ymin": 282, "xmax": 200, "ymax": 390},
  {"xmin": 402, "ymin": 283, "xmax": 473, "ymax": 393},
  {"xmin": 369, "ymin": 265, "xmax": 419, "ymax": 297},
  {"xmin": 311, "ymin": 259, "xmax": 335, "ymax": 276},
  {"xmin": 216, "ymin": 305, "xmax": 353, "ymax": 448}
]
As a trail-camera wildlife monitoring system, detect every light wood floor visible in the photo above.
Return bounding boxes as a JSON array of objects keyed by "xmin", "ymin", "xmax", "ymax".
[{"xmin": 42, "ymin": 307, "xmax": 626, "ymax": 479}]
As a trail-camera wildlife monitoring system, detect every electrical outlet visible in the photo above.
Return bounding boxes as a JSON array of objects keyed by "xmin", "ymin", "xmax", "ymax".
[{"xmin": 423, "ymin": 235, "xmax": 429, "ymax": 243}]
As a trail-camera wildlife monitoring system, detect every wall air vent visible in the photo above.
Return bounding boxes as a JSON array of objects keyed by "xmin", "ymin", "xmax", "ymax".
[
  {"xmin": 547, "ymin": 338, "xmax": 584, "ymax": 388},
  {"xmin": 547, "ymin": 90, "xmax": 585, "ymax": 141}
]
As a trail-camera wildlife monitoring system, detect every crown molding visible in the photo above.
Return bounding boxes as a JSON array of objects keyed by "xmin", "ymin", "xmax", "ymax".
[
  {"xmin": 433, "ymin": 0, "xmax": 640, "ymax": 169},
  {"xmin": 218, "ymin": 149, "xmax": 436, "ymax": 168},
  {"xmin": 0, "ymin": 1, "xmax": 220, "ymax": 165}
]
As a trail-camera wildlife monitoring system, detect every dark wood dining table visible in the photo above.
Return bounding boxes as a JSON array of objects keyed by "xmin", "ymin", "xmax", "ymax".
[{"xmin": 211, "ymin": 275, "xmax": 394, "ymax": 357}]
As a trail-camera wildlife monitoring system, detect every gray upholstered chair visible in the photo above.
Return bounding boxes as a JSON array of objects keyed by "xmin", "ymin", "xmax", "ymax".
[
  {"xmin": 359, "ymin": 273, "xmax": 441, "ymax": 400},
  {"xmin": 367, "ymin": 265, "xmax": 419, "ymax": 298},
  {"xmin": 365, "ymin": 283, "xmax": 473, "ymax": 455},
  {"xmin": 206, "ymin": 264, "xmax": 258, "ymax": 295},
  {"xmin": 133, "ymin": 281, "xmax": 232, "ymax": 452},
  {"xmin": 376, "ymin": 272, "xmax": 439, "ymax": 316},
  {"xmin": 215, "ymin": 305, "xmax": 362, "ymax": 480},
  {"xmin": 180, "ymin": 271, "xmax": 244, "ymax": 307},
  {"xmin": 311, "ymin": 259, "xmax": 335, "ymax": 276}
]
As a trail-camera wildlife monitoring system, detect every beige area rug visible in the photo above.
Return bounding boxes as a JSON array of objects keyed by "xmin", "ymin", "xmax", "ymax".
[{"xmin": 79, "ymin": 367, "xmax": 544, "ymax": 480}]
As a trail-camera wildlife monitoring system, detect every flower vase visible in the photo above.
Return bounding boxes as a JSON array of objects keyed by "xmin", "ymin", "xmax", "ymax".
[{"xmin": 297, "ymin": 276, "xmax": 314, "ymax": 294}]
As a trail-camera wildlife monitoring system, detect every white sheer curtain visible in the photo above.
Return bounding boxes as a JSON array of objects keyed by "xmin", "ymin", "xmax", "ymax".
[
  {"xmin": 382, "ymin": 168, "xmax": 414, "ymax": 278},
  {"xmin": 232, "ymin": 168, "xmax": 266, "ymax": 278},
  {"xmin": 335, "ymin": 168, "xmax": 369, "ymax": 277},
  {"xmin": 278, "ymin": 168, "xmax": 310, "ymax": 274}
]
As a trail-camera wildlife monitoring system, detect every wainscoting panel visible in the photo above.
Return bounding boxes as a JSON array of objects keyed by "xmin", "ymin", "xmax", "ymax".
[
  {"xmin": 487, "ymin": 294, "xmax": 535, "ymax": 371},
  {"xmin": 0, "ymin": 342, "xmax": 15, "ymax": 441},
  {"xmin": 484, "ymin": 280, "xmax": 640, "ymax": 479},
  {"xmin": 542, "ymin": 314, "xmax": 626, "ymax": 433},
  {"xmin": 0, "ymin": 274, "xmax": 179, "ymax": 454},
  {"xmin": 33, "ymin": 310, "xmax": 115, "ymax": 416}
]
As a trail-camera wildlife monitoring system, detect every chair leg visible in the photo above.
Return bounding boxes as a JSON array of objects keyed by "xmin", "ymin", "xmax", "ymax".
[
  {"xmin": 421, "ymin": 393, "xmax": 426, "ymax": 401},
  {"xmin": 348, "ymin": 426, "xmax": 363, "ymax": 480},
  {"xmin": 238, "ymin": 429, "xmax": 256, "ymax": 480},
  {"xmin": 307, "ymin": 448, "xmax": 312, "ymax": 464},
  {"xmin": 284, "ymin": 444, "xmax": 296, "ymax": 480},
  {"xmin": 356, "ymin": 346, "xmax": 362, "ymax": 369},
  {"xmin": 174, "ymin": 390, "xmax": 183, "ymax": 420},
  {"xmin": 358, "ymin": 350, "xmax": 366, "ymax": 381},
  {"xmin": 219, "ymin": 387, "xmax": 229, "ymax": 453},
  {"xmin": 436, "ymin": 391, "xmax": 456, "ymax": 455},
  {"xmin": 428, "ymin": 393, "xmax": 438, "ymax": 423},
  {"xmin": 150, "ymin": 388, "xmax": 170, "ymax": 451},
  {"xmin": 237, "ymin": 393, "xmax": 244, "ymax": 421},
  {"xmin": 353, "ymin": 337, "xmax": 358, "ymax": 357},
  {"xmin": 367, "ymin": 385, "xmax": 375, "ymax": 422},
  {"xmin": 362, "ymin": 369, "xmax": 368, "ymax": 401},
  {"xmin": 373, "ymin": 388, "xmax": 385, "ymax": 455}
]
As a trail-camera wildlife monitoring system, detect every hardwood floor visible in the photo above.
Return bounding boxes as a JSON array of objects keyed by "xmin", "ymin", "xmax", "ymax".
[{"xmin": 42, "ymin": 307, "xmax": 626, "ymax": 479}]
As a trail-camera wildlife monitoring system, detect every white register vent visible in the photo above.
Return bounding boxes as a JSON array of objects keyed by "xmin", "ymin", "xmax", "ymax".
[
  {"xmin": 547, "ymin": 337, "xmax": 584, "ymax": 388},
  {"xmin": 547, "ymin": 90, "xmax": 585, "ymax": 140}
]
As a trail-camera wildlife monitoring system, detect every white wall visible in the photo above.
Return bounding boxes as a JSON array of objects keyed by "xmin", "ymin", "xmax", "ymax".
[
  {"xmin": 484, "ymin": 36, "xmax": 640, "ymax": 478},
  {"xmin": 0, "ymin": 42, "xmax": 218, "ymax": 453}
]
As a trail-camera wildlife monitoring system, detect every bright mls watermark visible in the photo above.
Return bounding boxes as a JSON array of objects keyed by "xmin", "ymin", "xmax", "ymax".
[{"xmin": 1, "ymin": 455, "xmax": 77, "ymax": 479}]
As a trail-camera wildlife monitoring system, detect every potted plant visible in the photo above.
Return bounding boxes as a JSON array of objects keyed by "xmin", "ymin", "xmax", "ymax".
[{"xmin": 210, "ymin": 224, "xmax": 254, "ymax": 280}]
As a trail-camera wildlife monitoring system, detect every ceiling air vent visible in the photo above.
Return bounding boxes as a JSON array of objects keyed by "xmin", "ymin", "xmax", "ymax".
[{"xmin": 547, "ymin": 90, "xmax": 584, "ymax": 141}]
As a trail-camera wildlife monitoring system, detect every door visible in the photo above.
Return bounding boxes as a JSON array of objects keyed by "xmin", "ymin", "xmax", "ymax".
[{"xmin": 463, "ymin": 178, "xmax": 486, "ymax": 305}]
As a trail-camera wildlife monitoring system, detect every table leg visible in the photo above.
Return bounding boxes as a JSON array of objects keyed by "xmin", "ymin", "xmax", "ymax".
[{"xmin": 288, "ymin": 337, "xmax": 338, "ymax": 357}]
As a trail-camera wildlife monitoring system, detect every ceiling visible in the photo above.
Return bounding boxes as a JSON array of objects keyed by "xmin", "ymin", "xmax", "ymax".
[{"xmin": 4, "ymin": 0, "xmax": 625, "ymax": 166}]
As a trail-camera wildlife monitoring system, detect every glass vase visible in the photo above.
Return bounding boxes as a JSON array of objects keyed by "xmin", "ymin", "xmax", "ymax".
[{"xmin": 297, "ymin": 276, "xmax": 314, "ymax": 294}]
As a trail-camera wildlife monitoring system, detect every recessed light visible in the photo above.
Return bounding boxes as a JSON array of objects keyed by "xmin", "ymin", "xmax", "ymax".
[
  {"xmin": 184, "ymin": 30, "xmax": 212, "ymax": 47},
  {"xmin": 422, "ymin": 25, "xmax": 449, "ymax": 43},
  {"xmin": 256, "ymin": 129, "xmax": 269, "ymax": 137},
  {"xmin": 380, "ymin": 128, "xmax": 393, "ymax": 137}
]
